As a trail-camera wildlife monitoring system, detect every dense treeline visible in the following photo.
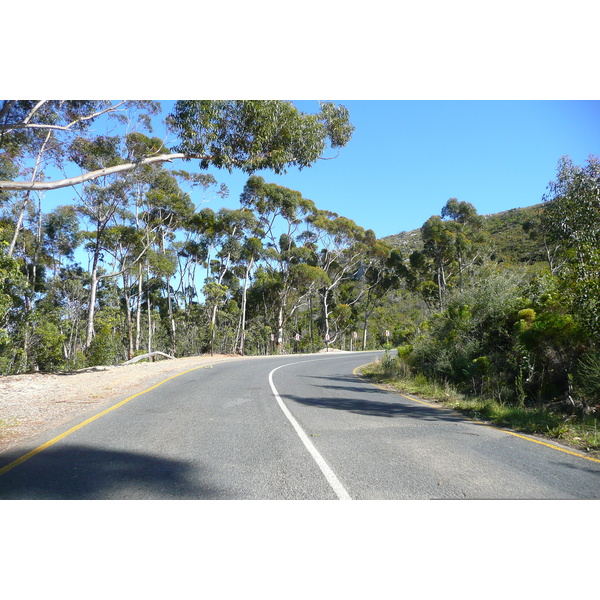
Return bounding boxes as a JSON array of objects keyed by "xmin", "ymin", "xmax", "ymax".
[
  {"xmin": 0, "ymin": 100, "xmax": 397, "ymax": 372},
  {"xmin": 1, "ymin": 100, "xmax": 598, "ymax": 415},
  {"xmin": 383, "ymin": 156, "xmax": 600, "ymax": 415}
]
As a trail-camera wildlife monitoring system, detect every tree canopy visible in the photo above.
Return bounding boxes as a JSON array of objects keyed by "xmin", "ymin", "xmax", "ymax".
[{"xmin": 0, "ymin": 100, "xmax": 354, "ymax": 192}]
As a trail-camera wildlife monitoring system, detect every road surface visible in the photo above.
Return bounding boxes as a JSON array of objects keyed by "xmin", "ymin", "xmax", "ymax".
[{"xmin": 1, "ymin": 351, "xmax": 600, "ymax": 499}]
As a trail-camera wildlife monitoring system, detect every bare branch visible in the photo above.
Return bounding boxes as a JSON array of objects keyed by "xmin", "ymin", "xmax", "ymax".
[
  {"xmin": 22, "ymin": 100, "xmax": 48, "ymax": 124},
  {"xmin": 0, "ymin": 100, "xmax": 128, "ymax": 133},
  {"xmin": 0, "ymin": 153, "xmax": 209, "ymax": 192}
]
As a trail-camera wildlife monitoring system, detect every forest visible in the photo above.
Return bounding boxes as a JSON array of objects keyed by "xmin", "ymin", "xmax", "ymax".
[{"xmin": 1, "ymin": 100, "xmax": 599, "ymax": 423}]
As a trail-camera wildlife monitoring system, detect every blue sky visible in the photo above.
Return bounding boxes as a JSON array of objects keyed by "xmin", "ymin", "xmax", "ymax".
[
  {"xmin": 152, "ymin": 100, "xmax": 600, "ymax": 239},
  {"xmin": 39, "ymin": 100, "xmax": 599, "ymax": 241}
]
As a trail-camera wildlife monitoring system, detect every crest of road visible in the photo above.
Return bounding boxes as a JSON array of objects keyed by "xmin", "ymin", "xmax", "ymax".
[{"xmin": 2, "ymin": 351, "xmax": 600, "ymax": 499}]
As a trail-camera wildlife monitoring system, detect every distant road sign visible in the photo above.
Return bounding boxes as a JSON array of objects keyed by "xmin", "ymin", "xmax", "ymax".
[{"xmin": 385, "ymin": 330, "xmax": 390, "ymax": 337}]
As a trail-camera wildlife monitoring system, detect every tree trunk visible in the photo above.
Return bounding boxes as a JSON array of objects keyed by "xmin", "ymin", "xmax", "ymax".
[
  {"xmin": 276, "ymin": 303, "xmax": 284, "ymax": 354},
  {"xmin": 135, "ymin": 262, "xmax": 143, "ymax": 352},
  {"xmin": 166, "ymin": 276, "xmax": 176, "ymax": 355},
  {"xmin": 237, "ymin": 257, "xmax": 253, "ymax": 355},
  {"xmin": 322, "ymin": 289, "xmax": 331, "ymax": 352},
  {"xmin": 123, "ymin": 271, "xmax": 134, "ymax": 360},
  {"xmin": 147, "ymin": 263, "xmax": 153, "ymax": 360},
  {"xmin": 85, "ymin": 267, "xmax": 99, "ymax": 350}
]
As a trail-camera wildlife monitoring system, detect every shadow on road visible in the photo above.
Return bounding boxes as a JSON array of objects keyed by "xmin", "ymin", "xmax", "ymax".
[
  {"xmin": 0, "ymin": 445, "xmax": 224, "ymax": 500},
  {"xmin": 287, "ymin": 374, "xmax": 467, "ymax": 422}
]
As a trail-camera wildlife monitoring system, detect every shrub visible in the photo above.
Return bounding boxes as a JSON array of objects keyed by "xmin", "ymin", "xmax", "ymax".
[
  {"xmin": 32, "ymin": 321, "xmax": 66, "ymax": 371},
  {"xmin": 574, "ymin": 352, "xmax": 600, "ymax": 407},
  {"xmin": 86, "ymin": 324, "xmax": 124, "ymax": 366}
]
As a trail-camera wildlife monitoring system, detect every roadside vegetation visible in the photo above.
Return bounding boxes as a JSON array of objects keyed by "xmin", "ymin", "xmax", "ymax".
[
  {"xmin": 361, "ymin": 345, "xmax": 600, "ymax": 458},
  {"xmin": 361, "ymin": 156, "xmax": 600, "ymax": 457},
  {"xmin": 1, "ymin": 101, "xmax": 599, "ymax": 457}
]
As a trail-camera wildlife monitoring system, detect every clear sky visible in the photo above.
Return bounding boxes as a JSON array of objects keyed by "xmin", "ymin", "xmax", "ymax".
[
  {"xmin": 151, "ymin": 100, "xmax": 600, "ymax": 239},
  {"xmin": 9, "ymin": 4, "xmax": 599, "ymax": 242},
  {"xmin": 34, "ymin": 100, "xmax": 600, "ymax": 241}
]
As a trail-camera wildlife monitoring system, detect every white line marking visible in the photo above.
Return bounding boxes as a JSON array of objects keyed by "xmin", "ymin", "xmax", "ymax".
[{"xmin": 269, "ymin": 361, "xmax": 352, "ymax": 500}]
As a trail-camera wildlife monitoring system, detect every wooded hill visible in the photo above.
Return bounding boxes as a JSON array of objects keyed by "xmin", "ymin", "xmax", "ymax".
[
  {"xmin": 377, "ymin": 169, "xmax": 600, "ymax": 416},
  {"xmin": 383, "ymin": 202, "xmax": 548, "ymax": 267}
]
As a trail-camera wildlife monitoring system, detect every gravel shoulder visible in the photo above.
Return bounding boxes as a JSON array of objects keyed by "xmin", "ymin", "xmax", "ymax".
[{"xmin": 0, "ymin": 354, "xmax": 238, "ymax": 454}]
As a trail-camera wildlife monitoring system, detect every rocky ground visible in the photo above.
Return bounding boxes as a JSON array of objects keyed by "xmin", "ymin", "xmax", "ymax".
[{"xmin": 0, "ymin": 354, "xmax": 237, "ymax": 454}]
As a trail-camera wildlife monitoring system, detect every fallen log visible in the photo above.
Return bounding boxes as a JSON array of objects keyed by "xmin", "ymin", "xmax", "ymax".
[{"xmin": 122, "ymin": 351, "xmax": 176, "ymax": 365}]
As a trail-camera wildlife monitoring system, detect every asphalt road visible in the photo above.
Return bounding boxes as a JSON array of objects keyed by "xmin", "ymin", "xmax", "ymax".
[{"xmin": 1, "ymin": 351, "xmax": 600, "ymax": 499}]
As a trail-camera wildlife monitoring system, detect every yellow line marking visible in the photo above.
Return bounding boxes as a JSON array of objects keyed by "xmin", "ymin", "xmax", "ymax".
[
  {"xmin": 0, "ymin": 358, "xmax": 233, "ymax": 477},
  {"xmin": 500, "ymin": 430, "xmax": 600, "ymax": 463},
  {"xmin": 352, "ymin": 364, "xmax": 600, "ymax": 466}
]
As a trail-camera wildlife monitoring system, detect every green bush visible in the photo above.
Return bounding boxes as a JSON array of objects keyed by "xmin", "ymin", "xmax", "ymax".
[
  {"xmin": 86, "ymin": 324, "xmax": 124, "ymax": 366},
  {"xmin": 32, "ymin": 321, "xmax": 66, "ymax": 371},
  {"xmin": 574, "ymin": 352, "xmax": 600, "ymax": 406},
  {"xmin": 408, "ymin": 264, "xmax": 524, "ymax": 398}
]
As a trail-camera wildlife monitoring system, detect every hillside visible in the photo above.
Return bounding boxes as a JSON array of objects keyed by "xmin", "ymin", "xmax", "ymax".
[{"xmin": 382, "ymin": 202, "xmax": 548, "ymax": 266}]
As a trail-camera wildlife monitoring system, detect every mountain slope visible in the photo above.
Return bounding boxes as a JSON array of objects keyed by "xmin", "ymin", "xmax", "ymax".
[{"xmin": 382, "ymin": 203, "xmax": 548, "ymax": 266}]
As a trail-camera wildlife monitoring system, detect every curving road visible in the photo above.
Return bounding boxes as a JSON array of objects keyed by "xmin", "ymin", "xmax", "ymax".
[{"xmin": 1, "ymin": 351, "xmax": 600, "ymax": 499}]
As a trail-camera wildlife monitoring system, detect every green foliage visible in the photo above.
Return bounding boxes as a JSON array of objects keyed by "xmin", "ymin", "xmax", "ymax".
[
  {"xmin": 0, "ymin": 251, "xmax": 24, "ymax": 338},
  {"xmin": 574, "ymin": 352, "xmax": 600, "ymax": 406},
  {"xmin": 542, "ymin": 155, "xmax": 600, "ymax": 336},
  {"xmin": 85, "ymin": 309, "xmax": 125, "ymax": 366},
  {"xmin": 169, "ymin": 100, "xmax": 354, "ymax": 175},
  {"xmin": 31, "ymin": 320, "xmax": 66, "ymax": 371},
  {"xmin": 86, "ymin": 323, "xmax": 124, "ymax": 366},
  {"xmin": 408, "ymin": 262, "xmax": 524, "ymax": 397}
]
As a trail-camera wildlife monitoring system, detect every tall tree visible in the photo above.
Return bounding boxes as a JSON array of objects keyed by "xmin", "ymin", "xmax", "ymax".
[
  {"xmin": 235, "ymin": 236, "xmax": 263, "ymax": 355},
  {"xmin": 307, "ymin": 210, "xmax": 372, "ymax": 348},
  {"xmin": 0, "ymin": 101, "xmax": 159, "ymax": 253},
  {"xmin": 240, "ymin": 175, "xmax": 320, "ymax": 352},
  {"xmin": 142, "ymin": 169, "xmax": 195, "ymax": 352},
  {"xmin": 542, "ymin": 155, "xmax": 600, "ymax": 336},
  {"xmin": 0, "ymin": 101, "xmax": 353, "ymax": 192},
  {"xmin": 440, "ymin": 197, "xmax": 483, "ymax": 292}
]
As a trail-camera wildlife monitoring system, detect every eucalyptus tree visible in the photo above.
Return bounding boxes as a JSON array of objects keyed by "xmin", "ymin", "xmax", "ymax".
[
  {"xmin": 172, "ymin": 170, "xmax": 229, "ymax": 313},
  {"xmin": 354, "ymin": 244, "xmax": 405, "ymax": 350},
  {"xmin": 42, "ymin": 205, "xmax": 81, "ymax": 278},
  {"xmin": 420, "ymin": 214, "xmax": 457, "ymax": 307},
  {"xmin": 99, "ymin": 223, "xmax": 146, "ymax": 360},
  {"xmin": 72, "ymin": 135, "xmax": 133, "ymax": 350},
  {"xmin": 440, "ymin": 198, "xmax": 484, "ymax": 292},
  {"xmin": 192, "ymin": 207, "xmax": 253, "ymax": 355},
  {"xmin": 406, "ymin": 199, "xmax": 483, "ymax": 308},
  {"xmin": 0, "ymin": 101, "xmax": 160, "ymax": 254},
  {"xmin": 305, "ymin": 210, "xmax": 374, "ymax": 348},
  {"xmin": 205, "ymin": 208, "xmax": 259, "ymax": 354},
  {"xmin": 0, "ymin": 100, "xmax": 353, "ymax": 193},
  {"xmin": 235, "ymin": 235, "xmax": 263, "ymax": 355},
  {"xmin": 141, "ymin": 169, "xmax": 195, "ymax": 351},
  {"xmin": 542, "ymin": 155, "xmax": 600, "ymax": 336},
  {"xmin": 240, "ymin": 175, "xmax": 322, "ymax": 352}
]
